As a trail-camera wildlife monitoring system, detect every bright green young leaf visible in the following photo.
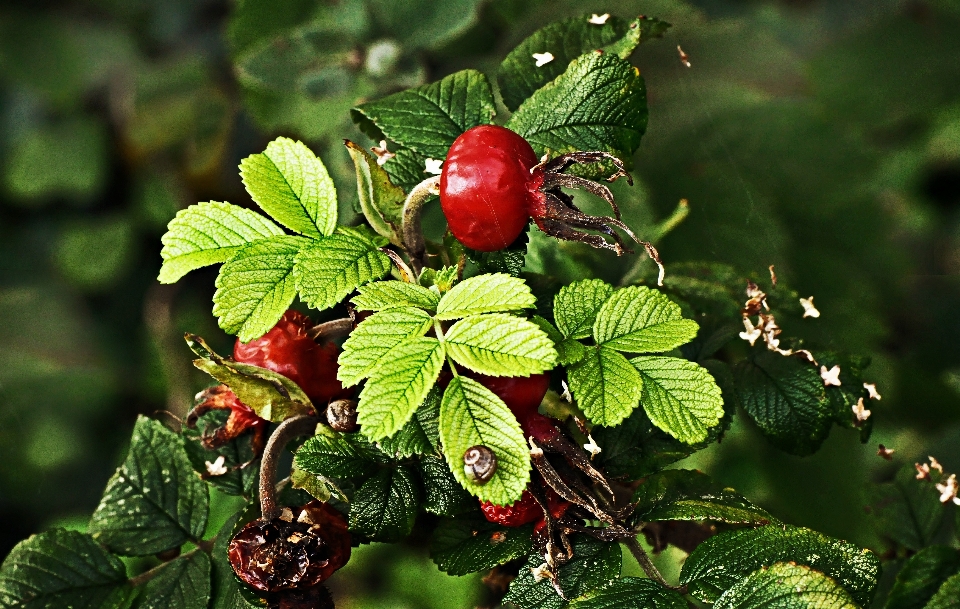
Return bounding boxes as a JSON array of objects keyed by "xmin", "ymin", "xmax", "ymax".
[
  {"xmin": 351, "ymin": 281, "xmax": 440, "ymax": 312},
  {"xmin": 505, "ymin": 535, "xmax": 622, "ymax": 609},
  {"xmin": 212, "ymin": 235, "xmax": 305, "ymax": 342},
  {"xmin": 357, "ymin": 337, "xmax": 445, "ymax": 440},
  {"xmin": 593, "ymin": 286, "xmax": 699, "ymax": 353},
  {"xmin": 295, "ymin": 431, "xmax": 388, "ymax": 481},
  {"xmin": 133, "ymin": 551, "xmax": 210, "ymax": 609},
  {"xmin": 568, "ymin": 577, "xmax": 687, "ymax": 609},
  {"xmin": 158, "ymin": 201, "xmax": 285, "ymax": 284},
  {"xmin": 338, "ymin": 307, "xmax": 433, "ymax": 387},
  {"xmin": 631, "ymin": 469, "xmax": 775, "ymax": 526},
  {"xmin": 439, "ymin": 376, "xmax": 530, "ymax": 505},
  {"xmin": 498, "ymin": 15, "xmax": 669, "ymax": 112},
  {"xmin": 419, "ymin": 265, "xmax": 459, "ymax": 293},
  {"xmin": 680, "ymin": 525, "xmax": 881, "ymax": 606},
  {"xmin": 182, "ymin": 409, "xmax": 259, "ymax": 498},
  {"xmin": 714, "ymin": 563, "xmax": 859, "ymax": 609},
  {"xmin": 380, "ymin": 386, "xmax": 442, "ymax": 458},
  {"xmin": 926, "ymin": 573, "xmax": 960, "ymax": 609},
  {"xmin": 505, "ymin": 52, "xmax": 647, "ymax": 161},
  {"xmin": 89, "ymin": 417, "xmax": 209, "ymax": 556},
  {"xmin": 631, "ymin": 356, "xmax": 724, "ymax": 444},
  {"xmin": 885, "ymin": 546, "xmax": 960, "ymax": 609},
  {"xmin": 349, "ymin": 466, "xmax": 422, "ymax": 542},
  {"xmin": 429, "ymin": 515, "xmax": 533, "ymax": 576},
  {"xmin": 351, "ymin": 69, "xmax": 496, "ymax": 159},
  {"xmin": 866, "ymin": 466, "xmax": 947, "ymax": 552},
  {"xmin": 444, "ymin": 314, "xmax": 557, "ymax": 376},
  {"xmin": 293, "ymin": 228, "xmax": 391, "ymax": 312},
  {"xmin": 568, "ymin": 346, "xmax": 643, "ymax": 427},
  {"xmin": 345, "ymin": 140, "xmax": 406, "ymax": 245},
  {"xmin": 435, "ymin": 273, "xmax": 537, "ymax": 320},
  {"xmin": 554, "ymin": 279, "xmax": 614, "ymax": 340},
  {"xmin": 239, "ymin": 137, "xmax": 337, "ymax": 238},
  {"xmin": 418, "ymin": 454, "xmax": 476, "ymax": 517},
  {"xmin": 0, "ymin": 529, "xmax": 130, "ymax": 609},
  {"xmin": 734, "ymin": 351, "xmax": 831, "ymax": 457},
  {"xmin": 532, "ymin": 316, "xmax": 586, "ymax": 365}
]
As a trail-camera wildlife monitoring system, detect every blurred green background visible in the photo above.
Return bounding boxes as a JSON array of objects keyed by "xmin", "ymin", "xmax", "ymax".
[{"xmin": 2, "ymin": 0, "xmax": 959, "ymax": 606}]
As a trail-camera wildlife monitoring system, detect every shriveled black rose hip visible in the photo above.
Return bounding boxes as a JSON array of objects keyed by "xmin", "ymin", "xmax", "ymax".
[{"xmin": 228, "ymin": 501, "xmax": 351, "ymax": 593}]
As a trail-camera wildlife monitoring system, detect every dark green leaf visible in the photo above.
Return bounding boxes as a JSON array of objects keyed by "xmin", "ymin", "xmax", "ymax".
[
  {"xmin": 345, "ymin": 140, "xmax": 406, "ymax": 246},
  {"xmin": 380, "ymin": 386, "xmax": 442, "ymax": 458},
  {"xmin": 592, "ymin": 407, "xmax": 700, "ymax": 480},
  {"xmin": 349, "ymin": 466, "xmax": 422, "ymax": 542},
  {"xmin": 568, "ymin": 577, "xmax": 686, "ymax": 609},
  {"xmin": 816, "ymin": 351, "xmax": 874, "ymax": 441},
  {"xmin": 734, "ymin": 351, "xmax": 830, "ymax": 457},
  {"xmin": 182, "ymin": 409, "xmax": 259, "ymax": 497},
  {"xmin": 714, "ymin": 562, "xmax": 858, "ymax": 609},
  {"xmin": 90, "ymin": 417, "xmax": 209, "ymax": 556},
  {"xmin": 418, "ymin": 454, "xmax": 476, "ymax": 517},
  {"xmin": 0, "ymin": 529, "xmax": 130, "ymax": 609},
  {"xmin": 505, "ymin": 52, "xmax": 647, "ymax": 162},
  {"xmin": 382, "ymin": 147, "xmax": 430, "ymax": 191},
  {"xmin": 430, "ymin": 515, "xmax": 533, "ymax": 576},
  {"xmin": 866, "ymin": 466, "xmax": 947, "ymax": 551},
  {"xmin": 885, "ymin": 546, "xmax": 960, "ymax": 609},
  {"xmin": 294, "ymin": 430, "xmax": 387, "ymax": 481},
  {"xmin": 925, "ymin": 573, "xmax": 960, "ymax": 609},
  {"xmin": 466, "ymin": 232, "xmax": 529, "ymax": 277},
  {"xmin": 680, "ymin": 525, "xmax": 881, "ymax": 606},
  {"xmin": 504, "ymin": 535, "xmax": 622, "ymax": 609},
  {"xmin": 352, "ymin": 70, "xmax": 495, "ymax": 159},
  {"xmin": 631, "ymin": 469, "xmax": 775, "ymax": 525},
  {"xmin": 132, "ymin": 551, "xmax": 210, "ymax": 609}
]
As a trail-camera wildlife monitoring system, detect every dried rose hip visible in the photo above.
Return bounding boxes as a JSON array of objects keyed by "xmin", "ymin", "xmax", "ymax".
[
  {"xmin": 186, "ymin": 384, "xmax": 268, "ymax": 454},
  {"xmin": 228, "ymin": 502, "xmax": 351, "ymax": 593}
]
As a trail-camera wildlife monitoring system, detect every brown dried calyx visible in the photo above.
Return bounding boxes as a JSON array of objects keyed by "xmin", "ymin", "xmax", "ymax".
[{"xmin": 228, "ymin": 501, "xmax": 351, "ymax": 593}]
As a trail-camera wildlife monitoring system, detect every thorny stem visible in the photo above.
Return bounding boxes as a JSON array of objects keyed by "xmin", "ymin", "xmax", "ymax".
[
  {"xmin": 259, "ymin": 415, "xmax": 319, "ymax": 521},
  {"xmin": 401, "ymin": 175, "xmax": 441, "ymax": 273},
  {"xmin": 623, "ymin": 536, "xmax": 683, "ymax": 592}
]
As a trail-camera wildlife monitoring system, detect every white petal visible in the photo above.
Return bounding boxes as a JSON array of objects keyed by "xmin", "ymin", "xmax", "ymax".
[
  {"xmin": 532, "ymin": 52, "xmax": 555, "ymax": 67},
  {"xmin": 424, "ymin": 158, "xmax": 443, "ymax": 175},
  {"xmin": 588, "ymin": 13, "xmax": 610, "ymax": 24}
]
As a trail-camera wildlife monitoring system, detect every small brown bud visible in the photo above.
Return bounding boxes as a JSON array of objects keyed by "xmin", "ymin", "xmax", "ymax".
[
  {"xmin": 463, "ymin": 445, "xmax": 497, "ymax": 485},
  {"xmin": 326, "ymin": 400, "xmax": 358, "ymax": 433}
]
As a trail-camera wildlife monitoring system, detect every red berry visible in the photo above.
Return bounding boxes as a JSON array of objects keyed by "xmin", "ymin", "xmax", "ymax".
[
  {"xmin": 518, "ymin": 412, "xmax": 562, "ymax": 444},
  {"xmin": 440, "ymin": 125, "xmax": 637, "ymax": 254},
  {"xmin": 465, "ymin": 371, "xmax": 550, "ymax": 421},
  {"xmin": 234, "ymin": 310, "xmax": 348, "ymax": 405},
  {"xmin": 480, "ymin": 489, "xmax": 542, "ymax": 527}
]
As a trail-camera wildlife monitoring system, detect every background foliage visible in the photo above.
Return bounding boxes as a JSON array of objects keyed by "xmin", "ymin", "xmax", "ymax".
[{"xmin": 1, "ymin": 0, "xmax": 959, "ymax": 606}]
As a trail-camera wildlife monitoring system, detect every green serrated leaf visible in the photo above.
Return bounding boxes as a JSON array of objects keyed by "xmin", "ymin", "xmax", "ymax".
[
  {"xmin": 466, "ymin": 232, "xmax": 528, "ymax": 277},
  {"xmin": 295, "ymin": 431, "xmax": 387, "ymax": 481},
  {"xmin": 445, "ymin": 314, "xmax": 557, "ymax": 376},
  {"xmin": 380, "ymin": 385, "xmax": 442, "ymax": 458},
  {"xmin": 0, "ymin": 529, "xmax": 131, "ymax": 609},
  {"xmin": 382, "ymin": 146, "xmax": 430, "ymax": 191},
  {"xmin": 352, "ymin": 281, "xmax": 440, "ymax": 312},
  {"xmin": 568, "ymin": 346, "xmax": 643, "ymax": 427},
  {"xmin": 357, "ymin": 337, "xmax": 445, "ymax": 440},
  {"xmin": 885, "ymin": 546, "xmax": 960, "ymax": 609},
  {"xmin": 439, "ymin": 376, "xmax": 530, "ymax": 505},
  {"xmin": 133, "ymin": 551, "xmax": 210, "ymax": 609},
  {"xmin": 212, "ymin": 235, "xmax": 306, "ymax": 342},
  {"xmin": 866, "ymin": 467, "xmax": 948, "ymax": 551},
  {"xmin": 631, "ymin": 470, "xmax": 775, "ymax": 526},
  {"xmin": 631, "ymin": 356, "xmax": 724, "ymax": 444},
  {"xmin": 293, "ymin": 228, "xmax": 391, "ymax": 312},
  {"xmin": 418, "ymin": 455, "xmax": 476, "ymax": 517},
  {"xmin": 734, "ymin": 351, "xmax": 831, "ymax": 457},
  {"xmin": 345, "ymin": 140, "xmax": 406, "ymax": 245},
  {"xmin": 182, "ymin": 409, "xmax": 259, "ymax": 498},
  {"xmin": 239, "ymin": 137, "xmax": 337, "ymax": 238},
  {"xmin": 498, "ymin": 15, "xmax": 668, "ymax": 112},
  {"xmin": 430, "ymin": 515, "xmax": 533, "ymax": 576},
  {"xmin": 349, "ymin": 466, "xmax": 422, "ymax": 542},
  {"xmin": 338, "ymin": 307, "xmax": 433, "ymax": 387},
  {"xmin": 714, "ymin": 562, "xmax": 858, "ymax": 609},
  {"xmin": 435, "ymin": 273, "xmax": 537, "ymax": 320},
  {"xmin": 568, "ymin": 577, "xmax": 686, "ymax": 609},
  {"xmin": 505, "ymin": 535, "xmax": 621, "ymax": 609},
  {"xmin": 89, "ymin": 417, "xmax": 208, "ymax": 556},
  {"xmin": 926, "ymin": 573, "xmax": 960, "ymax": 609},
  {"xmin": 593, "ymin": 286, "xmax": 699, "ymax": 354},
  {"xmin": 290, "ymin": 464, "xmax": 333, "ymax": 503},
  {"xmin": 505, "ymin": 52, "xmax": 647, "ymax": 162},
  {"xmin": 555, "ymin": 279, "xmax": 614, "ymax": 340},
  {"xmin": 158, "ymin": 201, "xmax": 285, "ymax": 284},
  {"xmin": 680, "ymin": 525, "xmax": 881, "ymax": 606},
  {"xmin": 419, "ymin": 265, "xmax": 459, "ymax": 293},
  {"xmin": 352, "ymin": 70, "xmax": 495, "ymax": 159}
]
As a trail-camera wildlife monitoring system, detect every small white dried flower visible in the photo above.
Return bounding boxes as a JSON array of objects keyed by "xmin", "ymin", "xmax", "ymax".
[
  {"xmin": 371, "ymin": 140, "xmax": 395, "ymax": 166},
  {"xmin": 588, "ymin": 13, "xmax": 610, "ymax": 24},
  {"xmin": 769, "ymin": 264, "xmax": 778, "ymax": 287},
  {"xmin": 929, "ymin": 456, "xmax": 944, "ymax": 473},
  {"xmin": 677, "ymin": 45, "xmax": 691, "ymax": 68},
  {"xmin": 795, "ymin": 349, "xmax": 818, "ymax": 365},
  {"xmin": 916, "ymin": 462, "xmax": 931, "ymax": 480},
  {"xmin": 852, "ymin": 397, "xmax": 871, "ymax": 422},
  {"xmin": 820, "ymin": 365, "xmax": 842, "ymax": 387},
  {"xmin": 533, "ymin": 52, "xmax": 555, "ymax": 67},
  {"xmin": 530, "ymin": 563, "xmax": 552, "ymax": 582},
  {"xmin": 864, "ymin": 383, "xmax": 882, "ymax": 400},
  {"xmin": 424, "ymin": 158, "xmax": 443, "ymax": 175},
  {"xmin": 935, "ymin": 474, "xmax": 960, "ymax": 505},
  {"xmin": 205, "ymin": 455, "xmax": 227, "ymax": 477},
  {"xmin": 583, "ymin": 434, "xmax": 602, "ymax": 459},
  {"xmin": 739, "ymin": 317, "xmax": 762, "ymax": 346},
  {"xmin": 560, "ymin": 380, "xmax": 572, "ymax": 403},
  {"xmin": 877, "ymin": 445, "xmax": 895, "ymax": 460},
  {"xmin": 800, "ymin": 296, "xmax": 820, "ymax": 319}
]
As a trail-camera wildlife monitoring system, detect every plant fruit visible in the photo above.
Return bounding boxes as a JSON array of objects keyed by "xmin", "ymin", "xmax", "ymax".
[{"xmin": 480, "ymin": 482, "xmax": 571, "ymax": 528}]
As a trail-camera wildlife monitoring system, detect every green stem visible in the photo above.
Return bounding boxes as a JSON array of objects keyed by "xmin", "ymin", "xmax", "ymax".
[{"xmin": 623, "ymin": 535, "xmax": 680, "ymax": 591}]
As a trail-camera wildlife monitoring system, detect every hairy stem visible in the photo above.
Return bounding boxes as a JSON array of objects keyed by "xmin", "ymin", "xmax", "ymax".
[
  {"xmin": 308, "ymin": 316, "xmax": 354, "ymax": 340},
  {"xmin": 401, "ymin": 175, "xmax": 441, "ymax": 272},
  {"xmin": 259, "ymin": 415, "xmax": 319, "ymax": 521},
  {"xmin": 623, "ymin": 536, "xmax": 676, "ymax": 590}
]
